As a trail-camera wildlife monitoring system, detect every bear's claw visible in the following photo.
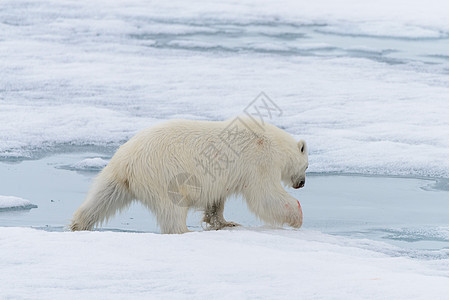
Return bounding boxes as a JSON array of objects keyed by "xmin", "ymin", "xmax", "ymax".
[{"xmin": 203, "ymin": 219, "xmax": 241, "ymax": 231}]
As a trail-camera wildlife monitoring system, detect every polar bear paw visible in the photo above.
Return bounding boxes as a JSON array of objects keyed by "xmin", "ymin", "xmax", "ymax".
[{"xmin": 202, "ymin": 214, "xmax": 241, "ymax": 231}]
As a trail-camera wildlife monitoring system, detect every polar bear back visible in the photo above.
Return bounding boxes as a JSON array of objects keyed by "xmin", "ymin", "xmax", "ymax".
[{"xmin": 106, "ymin": 118, "xmax": 296, "ymax": 207}]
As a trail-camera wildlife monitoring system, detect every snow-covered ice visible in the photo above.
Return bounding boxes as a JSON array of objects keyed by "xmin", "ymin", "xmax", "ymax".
[
  {"xmin": 67, "ymin": 157, "xmax": 109, "ymax": 172},
  {"xmin": 1, "ymin": 227, "xmax": 449, "ymax": 300},
  {"xmin": 1, "ymin": 0, "xmax": 449, "ymax": 177},
  {"xmin": 0, "ymin": 195, "xmax": 37, "ymax": 211}
]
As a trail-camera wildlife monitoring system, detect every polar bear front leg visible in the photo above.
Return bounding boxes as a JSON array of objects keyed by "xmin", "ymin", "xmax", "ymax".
[
  {"xmin": 203, "ymin": 199, "xmax": 240, "ymax": 230},
  {"xmin": 243, "ymin": 181, "xmax": 303, "ymax": 229}
]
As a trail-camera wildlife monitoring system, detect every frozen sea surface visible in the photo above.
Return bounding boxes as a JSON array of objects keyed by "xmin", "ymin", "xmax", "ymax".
[
  {"xmin": 2, "ymin": 227, "xmax": 449, "ymax": 300},
  {"xmin": 0, "ymin": 195, "xmax": 37, "ymax": 211},
  {"xmin": 1, "ymin": 0, "xmax": 449, "ymax": 178}
]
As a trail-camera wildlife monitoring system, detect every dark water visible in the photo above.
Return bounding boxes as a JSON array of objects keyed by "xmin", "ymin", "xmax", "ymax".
[{"xmin": 130, "ymin": 22, "xmax": 449, "ymax": 71}]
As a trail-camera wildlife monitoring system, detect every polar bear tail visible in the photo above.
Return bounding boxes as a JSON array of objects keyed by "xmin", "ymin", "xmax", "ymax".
[{"xmin": 70, "ymin": 168, "xmax": 133, "ymax": 231}]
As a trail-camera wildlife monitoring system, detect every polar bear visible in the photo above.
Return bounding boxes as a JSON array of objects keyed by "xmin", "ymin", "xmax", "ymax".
[{"xmin": 70, "ymin": 117, "xmax": 308, "ymax": 234}]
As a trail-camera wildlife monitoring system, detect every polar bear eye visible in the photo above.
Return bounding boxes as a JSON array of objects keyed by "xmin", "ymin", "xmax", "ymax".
[{"xmin": 300, "ymin": 145, "xmax": 304, "ymax": 153}]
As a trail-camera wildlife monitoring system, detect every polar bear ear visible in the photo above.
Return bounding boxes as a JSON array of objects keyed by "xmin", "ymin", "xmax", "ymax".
[{"xmin": 298, "ymin": 140, "xmax": 306, "ymax": 153}]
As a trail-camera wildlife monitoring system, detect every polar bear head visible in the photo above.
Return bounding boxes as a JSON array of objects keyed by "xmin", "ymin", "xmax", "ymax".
[{"xmin": 281, "ymin": 139, "xmax": 308, "ymax": 189}]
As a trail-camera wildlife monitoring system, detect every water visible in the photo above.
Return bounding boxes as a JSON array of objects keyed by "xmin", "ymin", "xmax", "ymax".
[
  {"xmin": 1, "ymin": 152, "xmax": 448, "ymax": 260},
  {"xmin": 300, "ymin": 174, "xmax": 449, "ymax": 254},
  {"xmin": 131, "ymin": 22, "xmax": 449, "ymax": 68}
]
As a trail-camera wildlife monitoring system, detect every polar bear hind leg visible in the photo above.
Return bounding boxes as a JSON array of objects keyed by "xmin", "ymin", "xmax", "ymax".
[
  {"xmin": 150, "ymin": 199, "xmax": 190, "ymax": 234},
  {"xmin": 203, "ymin": 199, "xmax": 241, "ymax": 230}
]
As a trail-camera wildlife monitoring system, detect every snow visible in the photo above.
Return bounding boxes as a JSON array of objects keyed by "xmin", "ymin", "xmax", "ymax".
[
  {"xmin": 69, "ymin": 157, "xmax": 109, "ymax": 171},
  {"xmin": 1, "ymin": 227, "xmax": 448, "ymax": 299},
  {"xmin": 0, "ymin": 196, "xmax": 37, "ymax": 210},
  {"xmin": 1, "ymin": 0, "xmax": 449, "ymax": 177}
]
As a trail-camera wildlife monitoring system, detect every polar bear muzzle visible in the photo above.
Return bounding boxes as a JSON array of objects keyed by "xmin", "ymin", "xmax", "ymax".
[{"xmin": 292, "ymin": 179, "xmax": 305, "ymax": 189}]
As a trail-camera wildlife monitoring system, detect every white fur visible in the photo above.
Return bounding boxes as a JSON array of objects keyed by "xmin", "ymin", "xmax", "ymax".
[{"xmin": 70, "ymin": 118, "xmax": 308, "ymax": 234}]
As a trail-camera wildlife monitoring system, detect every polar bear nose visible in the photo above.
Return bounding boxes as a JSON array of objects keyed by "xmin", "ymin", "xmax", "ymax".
[{"xmin": 293, "ymin": 179, "xmax": 305, "ymax": 189}]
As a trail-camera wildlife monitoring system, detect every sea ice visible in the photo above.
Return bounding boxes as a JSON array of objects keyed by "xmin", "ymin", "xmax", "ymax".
[{"xmin": 0, "ymin": 195, "xmax": 37, "ymax": 210}]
